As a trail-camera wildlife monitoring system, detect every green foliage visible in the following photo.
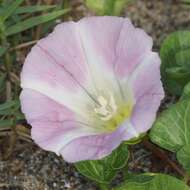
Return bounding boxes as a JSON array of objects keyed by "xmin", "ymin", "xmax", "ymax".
[
  {"xmin": 125, "ymin": 133, "xmax": 146, "ymax": 145},
  {"xmin": 75, "ymin": 143, "xmax": 129, "ymax": 184},
  {"xmin": 85, "ymin": 0, "xmax": 132, "ymax": 16},
  {"xmin": 114, "ymin": 173, "xmax": 190, "ymax": 190},
  {"xmin": 0, "ymin": 46, "xmax": 7, "ymax": 57},
  {"xmin": 6, "ymin": 9, "xmax": 69, "ymax": 36},
  {"xmin": 0, "ymin": 100, "xmax": 19, "ymax": 115},
  {"xmin": 180, "ymin": 82, "xmax": 190, "ymax": 100},
  {"xmin": 0, "ymin": 1, "xmax": 69, "ymax": 42},
  {"xmin": 0, "ymin": 100, "xmax": 19, "ymax": 110},
  {"xmin": 149, "ymin": 99, "xmax": 190, "ymax": 172},
  {"xmin": 160, "ymin": 31, "xmax": 190, "ymax": 95},
  {"xmin": 182, "ymin": 0, "xmax": 190, "ymax": 5},
  {"xmin": 0, "ymin": 119, "xmax": 14, "ymax": 128},
  {"xmin": 177, "ymin": 145, "xmax": 190, "ymax": 172},
  {"xmin": 0, "ymin": 100, "xmax": 24, "ymax": 128},
  {"xmin": 0, "ymin": 0, "xmax": 24, "ymax": 22},
  {"xmin": 15, "ymin": 5, "xmax": 56, "ymax": 14}
]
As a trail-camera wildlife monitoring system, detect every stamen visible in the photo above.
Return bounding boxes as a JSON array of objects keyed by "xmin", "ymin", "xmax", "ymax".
[
  {"xmin": 94, "ymin": 94, "xmax": 117, "ymax": 121},
  {"xmin": 93, "ymin": 92, "xmax": 134, "ymax": 132}
]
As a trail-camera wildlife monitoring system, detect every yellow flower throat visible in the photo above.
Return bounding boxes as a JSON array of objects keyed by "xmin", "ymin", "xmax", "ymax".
[{"xmin": 94, "ymin": 95, "xmax": 133, "ymax": 132}]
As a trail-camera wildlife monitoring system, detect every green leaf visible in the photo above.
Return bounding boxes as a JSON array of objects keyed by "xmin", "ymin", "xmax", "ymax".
[
  {"xmin": 85, "ymin": 0, "xmax": 105, "ymax": 15},
  {"xmin": 85, "ymin": 0, "xmax": 131, "ymax": 16},
  {"xmin": 0, "ymin": 100, "xmax": 19, "ymax": 111},
  {"xmin": 125, "ymin": 133, "xmax": 146, "ymax": 145},
  {"xmin": 160, "ymin": 31, "xmax": 190, "ymax": 95},
  {"xmin": 182, "ymin": 0, "xmax": 190, "ymax": 5},
  {"xmin": 0, "ymin": 0, "xmax": 24, "ymax": 22},
  {"xmin": 114, "ymin": 173, "xmax": 190, "ymax": 190},
  {"xmin": 75, "ymin": 143, "xmax": 129, "ymax": 184},
  {"xmin": 0, "ymin": 119, "xmax": 14, "ymax": 127},
  {"xmin": 166, "ymin": 67, "xmax": 190, "ymax": 82},
  {"xmin": 14, "ymin": 111, "xmax": 25, "ymax": 120},
  {"xmin": 114, "ymin": 0, "xmax": 133, "ymax": 15},
  {"xmin": 5, "ymin": 9, "xmax": 69, "ymax": 36},
  {"xmin": 177, "ymin": 145, "xmax": 190, "ymax": 172},
  {"xmin": 0, "ymin": 100, "xmax": 20, "ymax": 116},
  {"xmin": 149, "ymin": 100, "xmax": 190, "ymax": 172},
  {"xmin": 180, "ymin": 82, "xmax": 190, "ymax": 100},
  {"xmin": 0, "ymin": 46, "xmax": 8, "ymax": 57},
  {"xmin": 14, "ymin": 5, "xmax": 56, "ymax": 14}
]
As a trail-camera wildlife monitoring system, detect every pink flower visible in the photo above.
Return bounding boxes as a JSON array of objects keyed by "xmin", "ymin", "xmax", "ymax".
[{"xmin": 20, "ymin": 16, "xmax": 164, "ymax": 163}]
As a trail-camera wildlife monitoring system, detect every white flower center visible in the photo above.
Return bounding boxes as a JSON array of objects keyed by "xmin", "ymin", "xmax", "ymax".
[
  {"xmin": 94, "ymin": 94, "xmax": 117, "ymax": 121},
  {"xmin": 92, "ymin": 92, "xmax": 134, "ymax": 132}
]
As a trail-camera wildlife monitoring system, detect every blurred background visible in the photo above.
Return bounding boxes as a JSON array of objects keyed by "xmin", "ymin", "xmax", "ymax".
[{"xmin": 0, "ymin": 0, "xmax": 190, "ymax": 189}]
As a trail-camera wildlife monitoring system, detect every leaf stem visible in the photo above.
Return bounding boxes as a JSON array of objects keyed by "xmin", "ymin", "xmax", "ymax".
[{"xmin": 143, "ymin": 139, "xmax": 186, "ymax": 177}]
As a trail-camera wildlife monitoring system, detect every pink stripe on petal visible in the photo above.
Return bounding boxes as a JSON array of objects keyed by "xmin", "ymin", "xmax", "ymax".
[
  {"xmin": 115, "ymin": 22, "xmax": 153, "ymax": 78},
  {"xmin": 130, "ymin": 89, "xmax": 163, "ymax": 134},
  {"xmin": 20, "ymin": 89, "xmax": 74, "ymax": 123},
  {"xmin": 60, "ymin": 125, "xmax": 126, "ymax": 163},
  {"xmin": 21, "ymin": 46, "xmax": 95, "ymax": 118},
  {"xmin": 128, "ymin": 53, "xmax": 164, "ymax": 135},
  {"xmin": 37, "ymin": 22, "xmax": 89, "ymax": 85},
  {"xmin": 131, "ymin": 53, "xmax": 163, "ymax": 101},
  {"xmin": 77, "ymin": 16, "xmax": 129, "ymax": 100},
  {"xmin": 21, "ymin": 45, "xmax": 78, "ymax": 92},
  {"xmin": 21, "ymin": 89, "xmax": 103, "ymax": 155},
  {"xmin": 78, "ymin": 16, "xmax": 124, "ymax": 71},
  {"xmin": 31, "ymin": 121, "xmax": 100, "ymax": 155}
]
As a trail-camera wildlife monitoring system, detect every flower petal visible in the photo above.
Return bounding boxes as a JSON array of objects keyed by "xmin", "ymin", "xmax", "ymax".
[
  {"xmin": 78, "ymin": 16, "xmax": 123, "ymax": 71},
  {"xmin": 127, "ymin": 53, "xmax": 164, "ymax": 135},
  {"xmin": 20, "ymin": 89, "xmax": 75, "ymax": 123},
  {"xmin": 77, "ymin": 16, "xmax": 126, "ymax": 101},
  {"xmin": 36, "ymin": 17, "xmax": 127, "ymax": 100},
  {"xmin": 60, "ymin": 125, "xmax": 126, "ymax": 162},
  {"xmin": 31, "ymin": 121, "xmax": 102, "ymax": 155},
  {"xmin": 20, "ymin": 89, "xmax": 102, "ymax": 155},
  {"xmin": 37, "ymin": 21, "xmax": 89, "ymax": 86},
  {"xmin": 21, "ymin": 45, "xmax": 95, "ymax": 120},
  {"xmin": 115, "ymin": 21, "xmax": 153, "ymax": 78},
  {"xmin": 20, "ymin": 16, "xmax": 164, "ymax": 162}
]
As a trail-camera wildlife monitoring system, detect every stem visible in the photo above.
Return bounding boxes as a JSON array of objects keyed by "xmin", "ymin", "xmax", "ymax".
[
  {"xmin": 99, "ymin": 184, "xmax": 109, "ymax": 190},
  {"xmin": 143, "ymin": 139, "xmax": 186, "ymax": 177}
]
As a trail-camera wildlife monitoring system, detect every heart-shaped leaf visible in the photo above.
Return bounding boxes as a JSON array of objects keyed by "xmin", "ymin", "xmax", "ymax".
[
  {"xmin": 114, "ymin": 173, "xmax": 190, "ymax": 190},
  {"xmin": 160, "ymin": 31, "xmax": 190, "ymax": 95},
  {"xmin": 180, "ymin": 82, "xmax": 190, "ymax": 100},
  {"xmin": 149, "ymin": 99, "xmax": 190, "ymax": 172},
  {"xmin": 75, "ymin": 143, "xmax": 129, "ymax": 184}
]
